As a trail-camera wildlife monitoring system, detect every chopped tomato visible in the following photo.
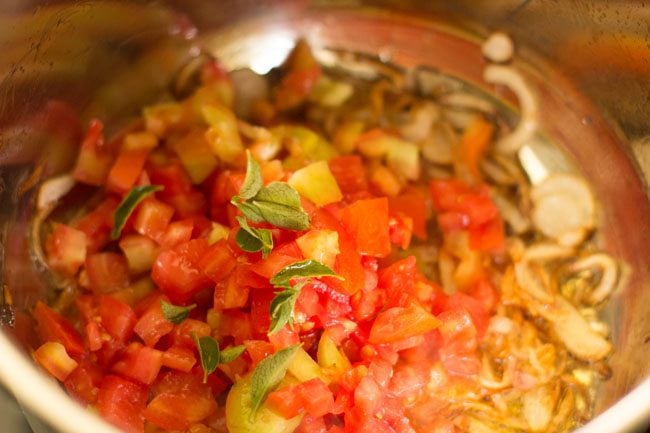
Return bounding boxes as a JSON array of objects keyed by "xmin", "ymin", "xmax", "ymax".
[
  {"xmin": 45, "ymin": 223, "xmax": 87, "ymax": 276},
  {"xmin": 107, "ymin": 149, "xmax": 150, "ymax": 194},
  {"xmin": 378, "ymin": 256, "xmax": 418, "ymax": 307},
  {"xmin": 133, "ymin": 198, "xmax": 175, "ymax": 243},
  {"xmin": 171, "ymin": 319, "xmax": 212, "ymax": 350},
  {"xmin": 252, "ymin": 250, "xmax": 301, "ymax": 280},
  {"xmin": 63, "ymin": 360, "xmax": 103, "ymax": 405},
  {"xmin": 33, "ymin": 341, "xmax": 79, "ymax": 381},
  {"xmin": 243, "ymin": 340, "xmax": 275, "ymax": 366},
  {"xmin": 99, "ymin": 295, "xmax": 137, "ymax": 343},
  {"xmin": 147, "ymin": 159, "xmax": 193, "ymax": 199},
  {"xmin": 468, "ymin": 216, "xmax": 505, "ymax": 253},
  {"xmin": 144, "ymin": 390, "xmax": 217, "ymax": 431},
  {"xmin": 33, "ymin": 301, "xmax": 85, "ymax": 357},
  {"xmin": 340, "ymin": 198, "xmax": 391, "ymax": 258},
  {"xmin": 458, "ymin": 117, "xmax": 493, "ymax": 183},
  {"xmin": 388, "ymin": 192, "xmax": 428, "ymax": 240},
  {"xmin": 388, "ymin": 214, "xmax": 414, "ymax": 250},
  {"xmin": 213, "ymin": 272, "xmax": 250, "ymax": 310},
  {"xmin": 328, "ymin": 155, "xmax": 369, "ymax": 195},
  {"xmin": 266, "ymin": 384, "xmax": 306, "ymax": 418},
  {"xmin": 368, "ymin": 304, "xmax": 440, "ymax": 344},
  {"xmin": 162, "ymin": 346, "xmax": 197, "ymax": 372},
  {"xmin": 276, "ymin": 65, "xmax": 322, "ymax": 110},
  {"xmin": 268, "ymin": 326, "xmax": 300, "ymax": 350},
  {"xmin": 97, "ymin": 375, "xmax": 148, "ymax": 433},
  {"xmin": 112, "ymin": 342, "xmax": 163, "ymax": 385},
  {"xmin": 197, "ymin": 239, "xmax": 237, "ymax": 283},
  {"xmin": 85, "ymin": 252, "xmax": 130, "ymax": 294},
  {"xmin": 134, "ymin": 298, "xmax": 174, "ymax": 347},
  {"xmin": 267, "ymin": 378, "xmax": 334, "ymax": 419},
  {"xmin": 74, "ymin": 197, "xmax": 119, "ymax": 252},
  {"xmin": 160, "ymin": 218, "xmax": 194, "ymax": 248},
  {"xmin": 151, "ymin": 239, "xmax": 213, "ymax": 304},
  {"xmin": 250, "ymin": 290, "xmax": 275, "ymax": 335},
  {"xmin": 119, "ymin": 234, "xmax": 159, "ymax": 275},
  {"xmin": 73, "ymin": 120, "xmax": 113, "ymax": 186}
]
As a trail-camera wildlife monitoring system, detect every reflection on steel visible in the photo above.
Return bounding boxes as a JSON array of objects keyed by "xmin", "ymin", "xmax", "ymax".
[{"xmin": 0, "ymin": 285, "xmax": 14, "ymax": 328}]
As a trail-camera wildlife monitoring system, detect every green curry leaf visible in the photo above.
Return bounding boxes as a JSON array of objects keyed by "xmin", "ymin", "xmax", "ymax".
[{"xmin": 111, "ymin": 185, "xmax": 163, "ymax": 240}]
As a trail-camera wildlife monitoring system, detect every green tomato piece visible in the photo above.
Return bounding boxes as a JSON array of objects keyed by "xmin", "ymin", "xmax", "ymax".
[
  {"xmin": 226, "ymin": 375, "xmax": 303, "ymax": 433},
  {"xmin": 288, "ymin": 161, "xmax": 342, "ymax": 207}
]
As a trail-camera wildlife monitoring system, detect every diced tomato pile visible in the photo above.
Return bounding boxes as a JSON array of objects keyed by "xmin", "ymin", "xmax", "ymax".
[{"xmin": 33, "ymin": 45, "xmax": 506, "ymax": 433}]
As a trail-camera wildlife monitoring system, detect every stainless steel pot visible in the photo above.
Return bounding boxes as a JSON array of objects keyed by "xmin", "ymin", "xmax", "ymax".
[{"xmin": 0, "ymin": 1, "xmax": 648, "ymax": 432}]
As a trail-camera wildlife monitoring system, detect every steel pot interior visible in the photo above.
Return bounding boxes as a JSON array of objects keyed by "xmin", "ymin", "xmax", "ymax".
[{"xmin": 0, "ymin": 1, "xmax": 648, "ymax": 433}]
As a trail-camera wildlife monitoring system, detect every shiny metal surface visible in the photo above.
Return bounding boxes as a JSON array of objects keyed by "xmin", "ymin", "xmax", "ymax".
[{"xmin": 0, "ymin": 1, "xmax": 648, "ymax": 432}]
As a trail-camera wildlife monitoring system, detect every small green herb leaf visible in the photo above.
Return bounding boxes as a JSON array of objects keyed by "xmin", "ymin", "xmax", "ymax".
[
  {"xmin": 254, "ymin": 182, "xmax": 302, "ymax": 209},
  {"xmin": 250, "ymin": 344, "xmax": 300, "ymax": 416},
  {"xmin": 236, "ymin": 217, "xmax": 273, "ymax": 257},
  {"xmin": 194, "ymin": 335, "xmax": 220, "ymax": 384},
  {"xmin": 161, "ymin": 301, "xmax": 196, "ymax": 325},
  {"xmin": 270, "ymin": 259, "xmax": 340, "ymax": 289},
  {"xmin": 111, "ymin": 185, "xmax": 163, "ymax": 240},
  {"xmin": 252, "ymin": 200, "xmax": 310, "ymax": 231},
  {"xmin": 220, "ymin": 345, "xmax": 246, "ymax": 364},
  {"xmin": 235, "ymin": 201, "xmax": 265, "ymax": 223},
  {"xmin": 236, "ymin": 228, "xmax": 263, "ymax": 252},
  {"xmin": 239, "ymin": 151, "xmax": 263, "ymax": 200},
  {"xmin": 268, "ymin": 289, "xmax": 300, "ymax": 335}
]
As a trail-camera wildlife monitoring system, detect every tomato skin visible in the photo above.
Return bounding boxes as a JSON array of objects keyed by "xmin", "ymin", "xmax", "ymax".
[
  {"xmin": 33, "ymin": 301, "xmax": 85, "ymax": 357},
  {"xmin": 85, "ymin": 252, "xmax": 130, "ymax": 294},
  {"xmin": 97, "ymin": 375, "xmax": 148, "ymax": 433},
  {"xmin": 340, "ymin": 198, "xmax": 391, "ymax": 258},
  {"xmin": 151, "ymin": 239, "xmax": 213, "ymax": 304},
  {"xmin": 96, "ymin": 295, "xmax": 136, "ymax": 344},
  {"xmin": 368, "ymin": 304, "xmax": 440, "ymax": 345},
  {"xmin": 250, "ymin": 290, "xmax": 275, "ymax": 335}
]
